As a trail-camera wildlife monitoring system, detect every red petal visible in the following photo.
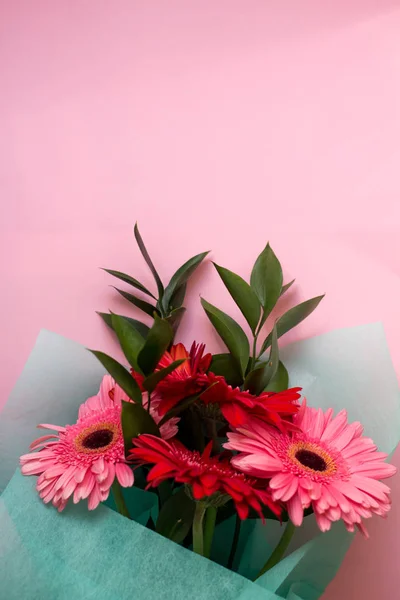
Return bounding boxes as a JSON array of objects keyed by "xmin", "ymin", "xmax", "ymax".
[
  {"xmin": 221, "ymin": 402, "xmax": 249, "ymax": 427},
  {"xmin": 192, "ymin": 481, "xmax": 206, "ymax": 500}
]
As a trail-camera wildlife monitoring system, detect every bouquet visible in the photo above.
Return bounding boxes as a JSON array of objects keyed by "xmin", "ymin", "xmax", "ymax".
[{"xmin": 1, "ymin": 225, "xmax": 399, "ymax": 600}]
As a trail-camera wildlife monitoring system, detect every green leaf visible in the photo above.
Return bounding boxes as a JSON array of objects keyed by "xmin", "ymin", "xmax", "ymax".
[
  {"xmin": 208, "ymin": 353, "xmax": 244, "ymax": 388},
  {"xmin": 244, "ymin": 324, "xmax": 279, "ymax": 394},
  {"xmin": 102, "ymin": 269, "xmax": 156, "ymax": 299},
  {"xmin": 111, "ymin": 313, "xmax": 145, "ymax": 371},
  {"xmin": 170, "ymin": 283, "xmax": 187, "ymax": 310},
  {"xmin": 156, "ymin": 487, "xmax": 195, "ymax": 543},
  {"xmin": 162, "ymin": 251, "xmax": 209, "ymax": 311},
  {"xmin": 213, "ymin": 263, "xmax": 261, "ymax": 334},
  {"xmin": 143, "ymin": 359, "xmax": 186, "ymax": 393},
  {"xmin": 264, "ymin": 361, "xmax": 289, "ymax": 392},
  {"xmin": 89, "ymin": 350, "xmax": 142, "ymax": 403},
  {"xmin": 121, "ymin": 401, "xmax": 160, "ymax": 453},
  {"xmin": 166, "ymin": 307, "xmax": 186, "ymax": 334},
  {"xmin": 134, "ymin": 223, "xmax": 164, "ymax": 299},
  {"xmin": 97, "ymin": 312, "xmax": 150, "ymax": 338},
  {"xmin": 250, "ymin": 243, "xmax": 283, "ymax": 319},
  {"xmin": 201, "ymin": 298, "xmax": 250, "ymax": 376},
  {"xmin": 260, "ymin": 295, "xmax": 325, "ymax": 355},
  {"xmin": 280, "ymin": 279, "xmax": 295, "ymax": 297},
  {"xmin": 138, "ymin": 315, "xmax": 174, "ymax": 375},
  {"xmin": 113, "ymin": 287, "xmax": 160, "ymax": 317}
]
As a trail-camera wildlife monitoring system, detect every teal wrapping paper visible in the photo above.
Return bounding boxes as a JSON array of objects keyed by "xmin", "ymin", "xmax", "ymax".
[{"xmin": 1, "ymin": 324, "xmax": 399, "ymax": 599}]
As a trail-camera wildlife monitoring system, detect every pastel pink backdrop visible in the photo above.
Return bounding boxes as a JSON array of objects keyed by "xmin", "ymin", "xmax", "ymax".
[{"xmin": 1, "ymin": 1, "xmax": 400, "ymax": 598}]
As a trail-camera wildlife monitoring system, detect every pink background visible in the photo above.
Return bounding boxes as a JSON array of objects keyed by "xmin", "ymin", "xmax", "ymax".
[{"xmin": 1, "ymin": 1, "xmax": 400, "ymax": 597}]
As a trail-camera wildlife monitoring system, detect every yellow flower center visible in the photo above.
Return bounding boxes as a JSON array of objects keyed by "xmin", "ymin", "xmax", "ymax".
[
  {"xmin": 74, "ymin": 422, "xmax": 119, "ymax": 454},
  {"xmin": 288, "ymin": 441, "xmax": 337, "ymax": 476}
]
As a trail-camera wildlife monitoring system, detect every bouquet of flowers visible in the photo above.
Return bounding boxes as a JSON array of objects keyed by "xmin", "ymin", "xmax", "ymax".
[{"xmin": 1, "ymin": 225, "xmax": 399, "ymax": 600}]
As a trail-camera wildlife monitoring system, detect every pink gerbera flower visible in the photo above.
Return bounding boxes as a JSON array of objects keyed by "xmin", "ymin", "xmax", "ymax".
[
  {"xmin": 20, "ymin": 381, "xmax": 133, "ymax": 512},
  {"xmin": 20, "ymin": 374, "xmax": 178, "ymax": 512},
  {"xmin": 225, "ymin": 402, "xmax": 396, "ymax": 537}
]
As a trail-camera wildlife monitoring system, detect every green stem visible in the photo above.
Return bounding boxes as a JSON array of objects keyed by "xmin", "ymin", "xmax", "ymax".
[
  {"xmin": 255, "ymin": 520, "xmax": 296, "ymax": 579},
  {"xmin": 192, "ymin": 502, "xmax": 207, "ymax": 556},
  {"xmin": 250, "ymin": 335, "xmax": 258, "ymax": 371},
  {"xmin": 203, "ymin": 506, "xmax": 217, "ymax": 558},
  {"xmin": 227, "ymin": 513, "xmax": 241, "ymax": 570},
  {"xmin": 111, "ymin": 480, "xmax": 131, "ymax": 519}
]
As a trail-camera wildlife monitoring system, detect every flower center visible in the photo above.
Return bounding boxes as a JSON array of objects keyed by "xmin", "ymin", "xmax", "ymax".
[
  {"xmin": 82, "ymin": 429, "xmax": 114, "ymax": 449},
  {"xmin": 74, "ymin": 422, "xmax": 119, "ymax": 454},
  {"xmin": 295, "ymin": 449, "xmax": 326, "ymax": 471},
  {"xmin": 288, "ymin": 440, "xmax": 337, "ymax": 476}
]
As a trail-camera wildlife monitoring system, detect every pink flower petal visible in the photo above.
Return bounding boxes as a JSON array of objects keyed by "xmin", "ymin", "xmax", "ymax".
[
  {"xmin": 351, "ymin": 462, "xmax": 396, "ymax": 479},
  {"xmin": 29, "ymin": 435, "xmax": 58, "ymax": 450},
  {"xmin": 334, "ymin": 480, "xmax": 366, "ymax": 504},
  {"xmin": 319, "ymin": 486, "xmax": 338, "ymax": 508},
  {"xmin": 100, "ymin": 463, "xmax": 115, "ymax": 493},
  {"xmin": 309, "ymin": 481, "xmax": 322, "ymax": 501},
  {"xmin": 320, "ymin": 409, "xmax": 347, "ymax": 442},
  {"xmin": 21, "ymin": 460, "xmax": 55, "ymax": 475},
  {"xmin": 37, "ymin": 424, "xmax": 66, "ymax": 432},
  {"xmin": 287, "ymin": 494, "xmax": 303, "ymax": 526},
  {"xmin": 43, "ymin": 464, "xmax": 67, "ymax": 479},
  {"xmin": 326, "ymin": 506, "xmax": 341, "ymax": 521},
  {"xmin": 356, "ymin": 521, "xmax": 369, "ymax": 538},
  {"xmin": 298, "ymin": 485, "xmax": 311, "ymax": 508},
  {"xmin": 269, "ymin": 472, "xmax": 293, "ymax": 490},
  {"xmin": 331, "ymin": 421, "xmax": 363, "ymax": 452},
  {"xmin": 79, "ymin": 472, "xmax": 96, "ymax": 499},
  {"xmin": 350, "ymin": 476, "xmax": 391, "ymax": 501},
  {"xmin": 315, "ymin": 511, "xmax": 332, "ymax": 532},
  {"xmin": 62, "ymin": 477, "xmax": 78, "ymax": 500},
  {"xmin": 91, "ymin": 457, "xmax": 105, "ymax": 475},
  {"xmin": 74, "ymin": 467, "xmax": 88, "ymax": 483},
  {"xmin": 54, "ymin": 465, "xmax": 76, "ymax": 491},
  {"xmin": 115, "ymin": 462, "xmax": 134, "ymax": 487},
  {"xmin": 276, "ymin": 477, "xmax": 298, "ymax": 502},
  {"xmin": 309, "ymin": 408, "xmax": 325, "ymax": 439},
  {"xmin": 88, "ymin": 485, "xmax": 101, "ymax": 510}
]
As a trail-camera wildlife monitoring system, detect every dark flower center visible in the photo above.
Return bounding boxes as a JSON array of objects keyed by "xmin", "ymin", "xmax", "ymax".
[
  {"xmin": 82, "ymin": 428, "xmax": 114, "ymax": 449},
  {"xmin": 295, "ymin": 449, "xmax": 327, "ymax": 472}
]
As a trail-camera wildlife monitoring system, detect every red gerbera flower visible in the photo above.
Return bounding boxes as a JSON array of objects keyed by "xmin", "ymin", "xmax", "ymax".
[
  {"xmin": 130, "ymin": 434, "xmax": 281, "ymax": 520},
  {"xmin": 199, "ymin": 372, "xmax": 301, "ymax": 431},
  {"xmin": 152, "ymin": 342, "xmax": 212, "ymax": 416}
]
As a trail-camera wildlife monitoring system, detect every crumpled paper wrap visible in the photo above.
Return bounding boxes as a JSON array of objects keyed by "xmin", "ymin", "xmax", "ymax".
[{"xmin": 1, "ymin": 324, "xmax": 399, "ymax": 599}]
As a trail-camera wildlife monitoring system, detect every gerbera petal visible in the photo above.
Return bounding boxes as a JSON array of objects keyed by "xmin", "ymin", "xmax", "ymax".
[
  {"xmin": 91, "ymin": 457, "xmax": 105, "ymax": 475},
  {"xmin": 287, "ymin": 494, "xmax": 303, "ymax": 526},
  {"xmin": 273, "ymin": 477, "xmax": 298, "ymax": 502},
  {"xmin": 350, "ymin": 476, "xmax": 391, "ymax": 501},
  {"xmin": 115, "ymin": 463, "xmax": 134, "ymax": 487},
  {"xmin": 80, "ymin": 471, "xmax": 96, "ymax": 499},
  {"xmin": 351, "ymin": 462, "xmax": 396, "ymax": 479},
  {"xmin": 88, "ymin": 485, "xmax": 102, "ymax": 510},
  {"xmin": 309, "ymin": 408, "xmax": 325, "ymax": 439},
  {"xmin": 320, "ymin": 409, "xmax": 348, "ymax": 442},
  {"xmin": 221, "ymin": 403, "xmax": 250, "ymax": 428},
  {"xmin": 37, "ymin": 423, "xmax": 66, "ymax": 432},
  {"xmin": 269, "ymin": 472, "xmax": 294, "ymax": 490},
  {"xmin": 314, "ymin": 511, "xmax": 332, "ymax": 532},
  {"xmin": 29, "ymin": 435, "xmax": 58, "ymax": 450}
]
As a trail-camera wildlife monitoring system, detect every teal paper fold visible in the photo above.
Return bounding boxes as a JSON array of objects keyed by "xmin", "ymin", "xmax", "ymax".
[{"xmin": 0, "ymin": 324, "xmax": 399, "ymax": 600}]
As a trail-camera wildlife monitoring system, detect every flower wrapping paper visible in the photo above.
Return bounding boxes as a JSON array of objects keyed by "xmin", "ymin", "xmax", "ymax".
[{"xmin": 1, "ymin": 323, "xmax": 399, "ymax": 600}]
